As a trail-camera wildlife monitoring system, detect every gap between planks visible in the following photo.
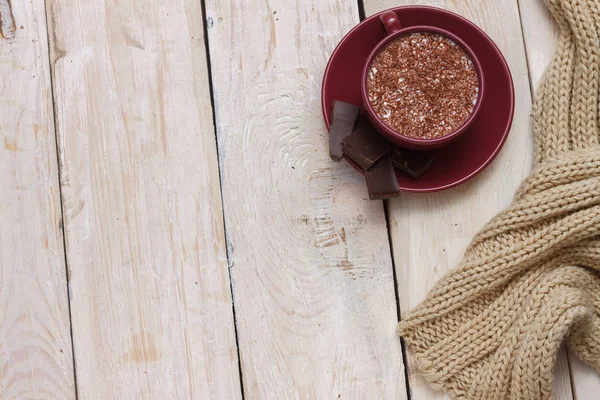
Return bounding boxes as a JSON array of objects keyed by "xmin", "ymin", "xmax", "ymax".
[
  {"xmin": 42, "ymin": 0, "xmax": 81, "ymax": 396},
  {"xmin": 199, "ymin": 0, "xmax": 246, "ymax": 397}
]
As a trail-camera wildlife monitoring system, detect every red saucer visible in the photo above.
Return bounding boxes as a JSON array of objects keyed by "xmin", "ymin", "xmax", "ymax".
[{"xmin": 321, "ymin": 6, "xmax": 515, "ymax": 193}]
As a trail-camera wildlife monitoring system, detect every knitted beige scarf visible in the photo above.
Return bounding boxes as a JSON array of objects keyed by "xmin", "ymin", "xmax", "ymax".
[{"xmin": 397, "ymin": 0, "xmax": 600, "ymax": 399}]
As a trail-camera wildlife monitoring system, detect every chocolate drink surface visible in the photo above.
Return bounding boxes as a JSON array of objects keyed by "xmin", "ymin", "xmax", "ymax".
[{"xmin": 367, "ymin": 33, "xmax": 479, "ymax": 139}]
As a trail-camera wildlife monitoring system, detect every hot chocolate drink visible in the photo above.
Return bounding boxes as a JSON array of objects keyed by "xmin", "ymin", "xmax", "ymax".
[{"xmin": 367, "ymin": 32, "xmax": 479, "ymax": 139}]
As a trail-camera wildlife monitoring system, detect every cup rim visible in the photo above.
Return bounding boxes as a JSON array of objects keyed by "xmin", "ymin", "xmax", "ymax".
[{"xmin": 361, "ymin": 25, "xmax": 485, "ymax": 147}]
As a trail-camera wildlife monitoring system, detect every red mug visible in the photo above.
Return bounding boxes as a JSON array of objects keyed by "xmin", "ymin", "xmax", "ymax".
[{"xmin": 361, "ymin": 11, "xmax": 485, "ymax": 149}]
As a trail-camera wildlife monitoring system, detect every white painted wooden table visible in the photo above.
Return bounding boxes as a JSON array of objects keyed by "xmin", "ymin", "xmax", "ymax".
[{"xmin": 0, "ymin": 0, "xmax": 598, "ymax": 398}]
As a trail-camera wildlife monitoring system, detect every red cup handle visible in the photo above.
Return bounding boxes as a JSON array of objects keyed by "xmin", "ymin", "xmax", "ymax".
[{"xmin": 380, "ymin": 11, "xmax": 402, "ymax": 35}]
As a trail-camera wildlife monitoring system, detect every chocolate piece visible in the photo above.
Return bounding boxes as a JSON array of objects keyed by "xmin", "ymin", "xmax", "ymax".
[
  {"xmin": 343, "ymin": 124, "xmax": 390, "ymax": 170},
  {"xmin": 390, "ymin": 149, "xmax": 434, "ymax": 179},
  {"xmin": 329, "ymin": 101, "xmax": 360, "ymax": 161},
  {"xmin": 365, "ymin": 157, "xmax": 401, "ymax": 200}
]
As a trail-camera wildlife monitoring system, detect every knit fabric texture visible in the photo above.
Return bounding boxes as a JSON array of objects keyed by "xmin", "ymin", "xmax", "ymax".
[{"xmin": 397, "ymin": 0, "xmax": 600, "ymax": 399}]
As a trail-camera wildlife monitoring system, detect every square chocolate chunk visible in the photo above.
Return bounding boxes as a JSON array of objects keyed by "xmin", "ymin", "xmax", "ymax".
[
  {"xmin": 390, "ymin": 149, "xmax": 434, "ymax": 179},
  {"xmin": 365, "ymin": 157, "xmax": 401, "ymax": 200},
  {"xmin": 343, "ymin": 123, "xmax": 390, "ymax": 170}
]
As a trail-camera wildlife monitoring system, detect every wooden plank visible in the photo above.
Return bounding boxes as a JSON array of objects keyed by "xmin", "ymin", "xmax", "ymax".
[
  {"xmin": 555, "ymin": 346, "xmax": 576, "ymax": 400},
  {"xmin": 518, "ymin": 0, "xmax": 559, "ymax": 88},
  {"xmin": 204, "ymin": 0, "xmax": 407, "ymax": 398},
  {"xmin": 0, "ymin": 0, "xmax": 76, "ymax": 398},
  {"xmin": 46, "ymin": 0, "xmax": 242, "ymax": 398},
  {"xmin": 363, "ymin": 0, "xmax": 572, "ymax": 399},
  {"xmin": 519, "ymin": 0, "xmax": 600, "ymax": 398},
  {"xmin": 569, "ymin": 356, "xmax": 600, "ymax": 400}
]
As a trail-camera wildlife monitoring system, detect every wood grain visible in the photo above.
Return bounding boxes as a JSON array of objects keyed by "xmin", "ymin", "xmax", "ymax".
[
  {"xmin": 46, "ymin": 0, "xmax": 242, "ymax": 398},
  {"xmin": 519, "ymin": 0, "xmax": 600, "ymax": 397},
  {"xmin": 204, "ymin": 0, "xmax": 407, "ymax": 398},
  {"xmin": 363, "ymin": 0, "xmax": 572, "ymax": 399},
  {"xmin": 0, "ymin": 0, "xmax": 75, "ymax": 398}
]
